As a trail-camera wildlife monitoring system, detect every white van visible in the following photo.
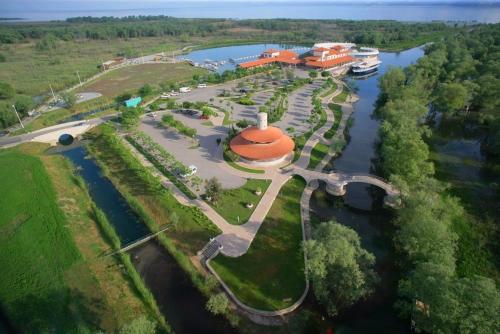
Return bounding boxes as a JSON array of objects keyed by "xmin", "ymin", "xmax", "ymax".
[
  {"xmin": 197, "ymin": 83, "xmax": 207, "ymax": 88},
  {"xmin": 179, "ymin": 87, "xmax": 191, "ymax": 93}
]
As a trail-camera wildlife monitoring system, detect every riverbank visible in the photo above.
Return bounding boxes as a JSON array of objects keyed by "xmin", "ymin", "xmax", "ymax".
[{"xmin": 0, "ymin": 143, "xmax": 159, "ymax": 332}]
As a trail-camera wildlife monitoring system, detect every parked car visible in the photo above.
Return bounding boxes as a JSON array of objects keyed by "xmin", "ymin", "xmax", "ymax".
[
  {"xmin": 197, "ymin": 83, "xmax": 207, "ymax": 88},
  {"xmin": 170, "ymin": 91, "xmax": 179, "ymax": 96},
  {"xmin": 160, "ymin": 93, "xmax": 170, "ymax": 98},
  {"xmin": 179, "ymin": 87, "xmax": 191, "ymax": 93},
  {"xmin": 180, "ymin": 165, "xmax": 197, "ymax": 178}
]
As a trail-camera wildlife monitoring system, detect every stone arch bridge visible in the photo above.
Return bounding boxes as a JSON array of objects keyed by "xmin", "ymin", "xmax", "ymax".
[{"xmin": 288, "ymin": 166, "xmax": 401, "ymax": 208}]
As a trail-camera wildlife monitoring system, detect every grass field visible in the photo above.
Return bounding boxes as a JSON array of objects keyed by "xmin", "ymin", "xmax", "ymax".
[
  {"xmin": 209, "ymin": 179, "xmax": 271, "ymax": 225},
  {"xmin": 307, "ymin": 142, "xmax": 330, "ymax": 170},
  {"xmin": 210, "ymin": 176, "xmax": 306, "ymax": 310},
  {"xmin": 0, "ymin": 38, "xmax": 190, "ymax": 97},
  {"xmin": 79, "ymin": 63, "xmax": 206, "ymax": 97},
  {"xmin": 0, "ymin": 144, "xmax": 151, "ymax": 332}
]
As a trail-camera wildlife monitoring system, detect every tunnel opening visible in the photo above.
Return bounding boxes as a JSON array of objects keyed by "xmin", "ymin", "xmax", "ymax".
[{"xmin": 58, "ymin": 133, "xmax": 74, "ymax": 145}]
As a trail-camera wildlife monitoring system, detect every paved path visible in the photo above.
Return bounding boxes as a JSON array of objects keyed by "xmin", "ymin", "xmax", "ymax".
[{"xmin": 315, "ymin": 81, "xmax": 357, "ymax": 172}]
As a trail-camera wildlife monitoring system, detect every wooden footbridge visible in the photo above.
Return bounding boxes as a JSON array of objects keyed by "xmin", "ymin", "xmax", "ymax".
[{"xmin": 106, "ymin": 224, "xmax": 171, "ymax": 256}]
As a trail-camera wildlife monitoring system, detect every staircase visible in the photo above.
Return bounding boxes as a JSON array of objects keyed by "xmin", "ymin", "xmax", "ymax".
[{"xmin": 200, "ymin": 238, "xmax": 223, "ymax": 262}]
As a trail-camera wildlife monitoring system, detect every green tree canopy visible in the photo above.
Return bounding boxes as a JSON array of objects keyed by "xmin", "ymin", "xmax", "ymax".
[
  {"xmin": 61, "ymin": 91, "xmax": 77, "ymax": 109},
  {"xmin": 0, "ymin": 81, "xmax": 15, "ymax": 100},
  {"xmin": 303, "ymin": 221, "xmax": 378, "ymax": 316}
]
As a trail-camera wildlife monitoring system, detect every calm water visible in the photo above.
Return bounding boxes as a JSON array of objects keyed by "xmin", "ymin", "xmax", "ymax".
[
  {"xmin": 308, "ymin": 47, "xmax": 424, "ymax": 333},
  {"xmin": 61, "ymin": 145, "xmax": 235, "ymax": 334},
  {"xmin": 62, "ymin": 146, "xmax": 150, "ymax": 244},
  {"xmin": 2, "ymin": 1, "xmax": 499, "ymax": 23},
  {"xmin": 180, "ymin": 43, "xmax": 305, "ymax": 73}
]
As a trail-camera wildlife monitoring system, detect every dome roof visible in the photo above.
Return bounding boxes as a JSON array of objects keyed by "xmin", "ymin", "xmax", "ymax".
[
  {"xmin": 240, "ymin": 126, "xmax": 284, "ymax": 144},
  {"xmin": 230, "ymin": 133, "xmax": 295, "ymax": 160}
]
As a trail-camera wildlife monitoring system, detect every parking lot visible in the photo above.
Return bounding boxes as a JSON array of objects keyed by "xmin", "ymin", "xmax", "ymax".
[{"xmin": 140, "ymin": 68, "xmax": 319, "ymax": 188}]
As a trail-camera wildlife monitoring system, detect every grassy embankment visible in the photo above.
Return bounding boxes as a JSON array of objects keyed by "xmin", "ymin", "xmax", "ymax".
[
  {"xmin": 323, "ymin": 103, "xmax": 342, "ymax": 139},
  {"xmin": 211, "ymin": 176, "xmax": 306, "ymax": 310},
  {"xmin": 85, "ymin": 124, "xmax": 221, "ymax": 292},
  {"xmin": 12, "ymin": 96, "xmax": 115, "ymax": 135},
  {"xmin": 307, "ymin": 142, "xmax": 330, "ymax": 170},
  {"xmin": 0, "ymin": 143, "xmax": 163, "ymax": 332},
  {"xmin": 208, "ymin": 179, "xmax": 271, "ymax": 225}
]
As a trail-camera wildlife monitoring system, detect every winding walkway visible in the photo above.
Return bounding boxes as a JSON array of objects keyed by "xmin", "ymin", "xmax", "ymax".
[{"xmin": 118, "ymin": 77, "xmax": 399, "ymax": 319}]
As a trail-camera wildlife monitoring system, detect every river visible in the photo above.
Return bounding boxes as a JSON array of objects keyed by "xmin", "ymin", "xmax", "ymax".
[
  {"xmin": 61, "ymin": 145, "xmax": 235, "ymax": 334},
  {"xmin": 3, "ymin": 1, "xmax": 499, "ymax": 23},
  {"xmin": 306, "ymin": 47, "xmax": 424, "ymax": 333}
]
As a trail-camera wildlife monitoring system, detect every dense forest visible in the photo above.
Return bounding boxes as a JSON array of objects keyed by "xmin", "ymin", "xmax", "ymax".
[
  {"xmin": 0, "ymin": 16, "xmax": 456, "ymax": 47},
  {"xmin": 376, "ymin": 23, "xmax": 499, "ymax": 333}
]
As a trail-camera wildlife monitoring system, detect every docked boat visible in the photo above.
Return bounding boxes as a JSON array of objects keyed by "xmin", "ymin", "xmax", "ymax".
[
  {"xmin": 350, "ymin": 47, "xmax": 380, "ymax": 58},
  {"xmin": 351, "ymin": 59, "xmax": 382, "ymax": 75}
]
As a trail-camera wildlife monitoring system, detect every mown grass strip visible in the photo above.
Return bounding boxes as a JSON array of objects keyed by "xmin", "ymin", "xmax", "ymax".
[{"xmin": 307, "ymin": 142, "xmax": 330, "ymax": 170}]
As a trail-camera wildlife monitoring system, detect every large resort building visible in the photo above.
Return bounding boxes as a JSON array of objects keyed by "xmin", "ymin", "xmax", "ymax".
[
  {"xmin": 238, "ymin": 49, "xmax": 302, "ymax": 69},
  {"xmin": 230, "ymin": 113, "xmax": 295, "ymax": 166},
  {"xmin": 238, "ymin": 44, "xmax": 355, "ymax": 71}
]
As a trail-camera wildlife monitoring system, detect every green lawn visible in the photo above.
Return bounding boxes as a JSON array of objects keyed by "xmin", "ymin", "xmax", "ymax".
[
  {"xmin": 323, "ymin": 103, "xmax": 342, "ymax": 139},
  {"xmin": 320, "ymin": 82, "xmax": 338, "ymax": 98},
  {"xmin": 209, "ymin": 179, "xmax": 271, "ymax": 225},
  {"xmin": 332, "ymin": 87, "xmax": 349, "ymax": 103},
  {"xmin": 210, "ymin": 176, "xmax": 307, "ymax": 310},
  {"xmin": 0, "ymin": 144, "xmax": 159, "ymax": 332},
  {"xmin": 0, "ymin": 148, "xmax": 84, "ymax": 331},
  {"xmin": 307, "ymin": 142, "xmax": 330, "ymax": 170},
  {"xmin": 80, "ymin": 63, "xmax": 205, "ymax": 97},
  {"xmin": 223, "ymin": 151, "xmax": 265, "ymax": 174}
]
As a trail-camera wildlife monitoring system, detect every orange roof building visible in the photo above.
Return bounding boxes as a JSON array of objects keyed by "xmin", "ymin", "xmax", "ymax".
[
  {"xmin": 305, "ymin": 46, "xmax": 355, "ymax": 69},
  {"xmin": 230, "ymin": 113, "xmax": 294, "ymax": 166},
  {"xmin": 238, "ymin": 46, "xmax": 355, "ymax": 71},
  {"xmin": 239, "ymin": 49, "xmax": 302, "ymax": 69}
]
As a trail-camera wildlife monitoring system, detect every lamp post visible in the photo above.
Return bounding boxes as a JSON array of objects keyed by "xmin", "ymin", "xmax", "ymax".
[
  {"xmin": 12, "ymin": 105, "xmax": 24, "ymax": 129},
  {"xmin": 76, "ymin": 71, "xmax": 82, "ymax": 85}
]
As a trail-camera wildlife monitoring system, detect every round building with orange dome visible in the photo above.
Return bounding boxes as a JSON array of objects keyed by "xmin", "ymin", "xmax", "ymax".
[{"xmin": 230, "ymin": 113, "xmax": 295, "ymax": 166}]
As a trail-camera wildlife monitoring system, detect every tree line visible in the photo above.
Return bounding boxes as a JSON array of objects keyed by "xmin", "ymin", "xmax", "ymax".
[
  {"xmin": 0, "ymin": 16, "xmax": 456, "ymax": 48},
  {"xmin": 376, "ymin": 23, "xmax": 499, "ymax": 333}
]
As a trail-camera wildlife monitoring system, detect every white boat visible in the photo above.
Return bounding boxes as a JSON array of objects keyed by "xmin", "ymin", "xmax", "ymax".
[
  {"xmin": 350, "ymin": 47, "xmax": 380, "ymax": 58},
  {"xmin": 351, "ymin": 59, "xmax": 382, "ymax": 75}
]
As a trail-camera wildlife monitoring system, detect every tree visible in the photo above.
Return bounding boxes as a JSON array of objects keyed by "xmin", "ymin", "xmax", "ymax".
[
  {"xmin": 13, "ymin": 95, "xmax": 34, "ymax": 116},
  {"xmin": 61, "ymin": 91, "xmax": 77, "ymax": 108},
  {"xmin": 434, "ymin": 82, "xmax": 469, "ymax": 114},
  {"xmin": 321, "ymin": 71, "xmax": 330, "ymax": 77},
  {"xmin": 120, "ymin": 107, "xmax": 142, "ymax": 129},
  {"xmin": 308, "ymin": 70, "xmax": 318, "ymax": 79},
  {"xmin": 0, "ymin": 81, "xmax": 15, "ymax": 99},
  {"xmin": 119, "ymin": 316, "xmax": 156, "ymax": 334},
  {"xmin": 205, "ymin": 177, "xmax": 222, "ymax": 203},
  {"xmin": 0, "ymin": 53, "xmax": 6, "ymax": 62},
  {"xmin": 206, "ymin": 293, "xmax": 229, "ymax": 315},
  {"xmin": 303, "ymin": 221, "xmax": 378, "ymax": 316},
  {"xmin": 139, "ymin": 83, "xmax": 153, "ymax": 97}
]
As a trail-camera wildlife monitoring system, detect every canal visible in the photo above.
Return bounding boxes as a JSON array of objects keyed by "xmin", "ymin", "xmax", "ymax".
[
  {"xmin": 61, "ymin": 145, "xmax": 235, "ymax": 334},
  {"xmin": 307, "ymin": 47, "xmax": 425, "ymax": 333}
]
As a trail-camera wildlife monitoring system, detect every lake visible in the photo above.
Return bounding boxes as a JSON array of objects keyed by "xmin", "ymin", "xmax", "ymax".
[{"xmin": 2, "ymin": 1, "xmax": 499, "ymax": 23}]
